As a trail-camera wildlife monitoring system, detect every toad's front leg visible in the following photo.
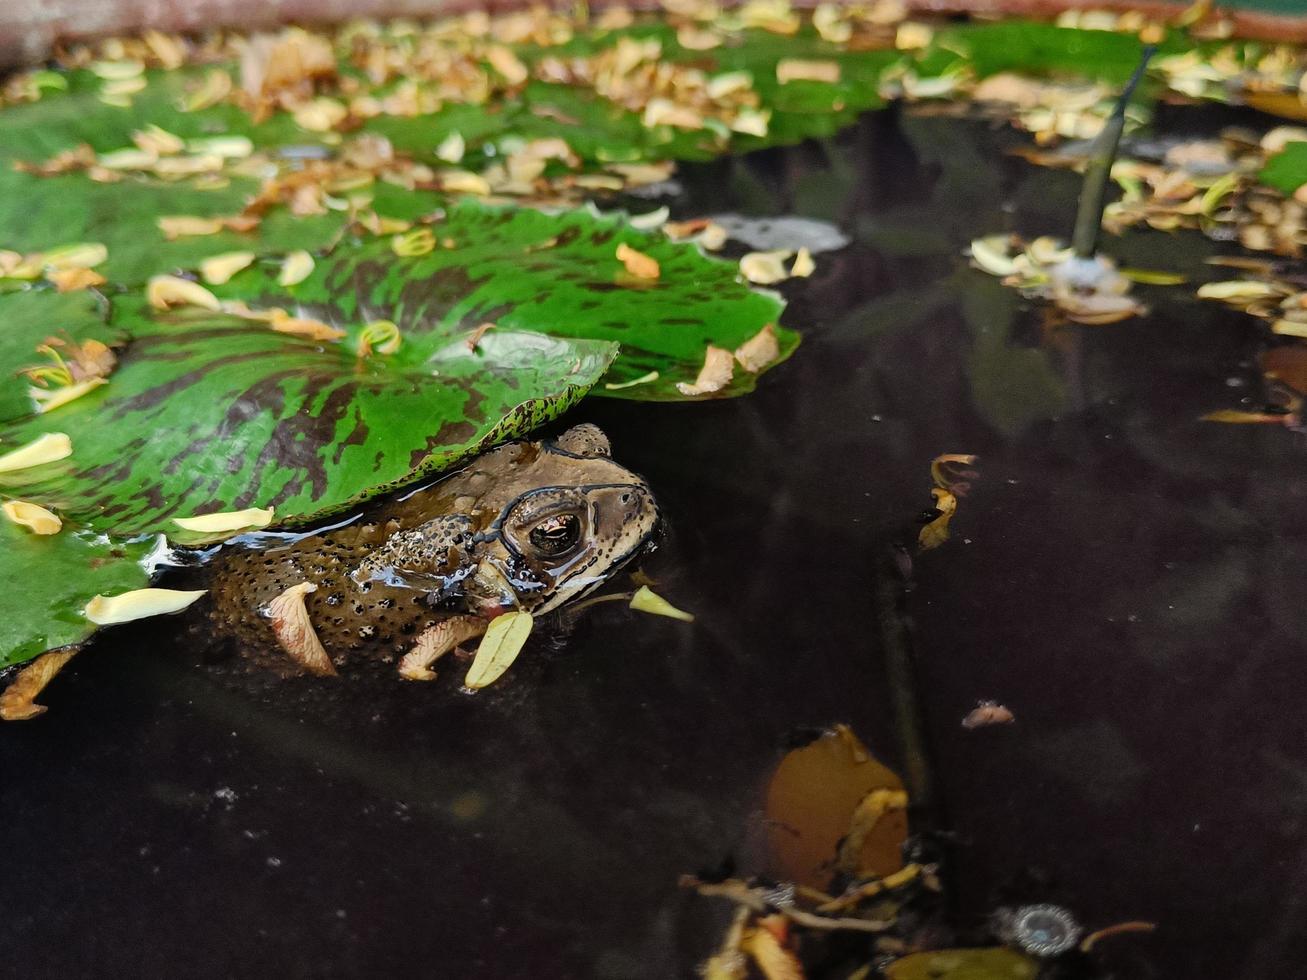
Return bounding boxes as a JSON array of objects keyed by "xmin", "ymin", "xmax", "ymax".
[{"xmin": 398, "ymin": 615, "xmax": 488, "ymax": 681}]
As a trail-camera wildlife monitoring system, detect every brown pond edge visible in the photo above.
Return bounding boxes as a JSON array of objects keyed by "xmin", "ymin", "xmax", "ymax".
[{"xmin": 2, "ymin": 0, "xmax": 1307, "ymax": 72}]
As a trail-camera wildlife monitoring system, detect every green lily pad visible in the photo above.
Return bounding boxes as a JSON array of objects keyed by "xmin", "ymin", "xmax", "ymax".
[
  {"xmin": 0, "ymin": 524, "xmax": 152, "ymax": 669},
  {"xmin": 208, "ymin": 201, "xmax": 794, "ymax": 400},
  {"xmin": 1, "ymin": 312, "xmax": 615, "ymax": 538},
  {"xmin": 0, "ymin": 288, "xmax": 121, "ymax": 423},
  {"xmin": 1259, "ymin": 141, "xmax": 1307, "ymax": 194}
]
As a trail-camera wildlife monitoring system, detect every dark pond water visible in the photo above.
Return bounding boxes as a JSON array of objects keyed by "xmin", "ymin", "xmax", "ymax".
[{"xmin": 4, "ymin": 104, "xmax": 1307, "ymax": 980}]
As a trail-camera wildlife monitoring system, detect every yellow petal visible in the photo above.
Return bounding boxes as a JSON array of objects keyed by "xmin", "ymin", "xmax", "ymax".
[
  {"xmin": 292, "ymin": 97, "xmax": 347, "ymax": 132},
  {"xmin": 776, "ymin": 59, "xmax": 841, "ymax": 84},
  {"xmin": 265, "ymin": 582, "xmax": 336, "ymax": 676},
  {"xmin": 84, "ymin": 588, "xmax": 206, "ymax": 625},
  {"xmin": 48, "ymin": 268, "xmax": 107, "ymax": 292},
  {"xmin": 172, "ymin": 507, "xmax": 274, "ymax": 533},
  {"xmin": 1196, "ymin": 280, "xmax": 1286, "ymax": 302},
  {"xmin": 616, "ymin": 242, "xmax": 660, "ymax": 280},
  {"xmin": 157, "ymin": 215, "xmax": 224, "ymax": 239},
  {"xmin": 436, "ymin": 131, "xmax": 466, "ymax": 164},
  {"xmin": 790, "ymin": 247, "xmax": 815, "ymax": 278},
  {"xmin": 486, "ymin": 45, "xmax": 529, "ymax": 86},
  {"xmin": 464, "ymin": 610, "xmax": 533, "ymax": 689},
  {"xmin": 969, "ymin": 235, "xmax": 1018, "ymax": 276},
  {"xmin": 440, "ymin": 170, "xmax": 492, "ymax": 195},
  {"xmin": 629, "ymin": 585, "xmax": 695, "ymax": 622},
  {"xmin": 740, "ymin": 250, "xmax": 793, "ymax": 285},
  {"xmin": 277, "ymin": 250, "xmax": 314, "ymax": 286},
  {"xmin": 270, "ymin": 312, "xmax": 346, "ymax": 341},
  {"xmin": 199, "ymin": 250, "xmax": 256, "ymax": 285},
  {"xmin": 42, "ymin": 242, "xmax": 108, "ymax": 270},
  {"xmin": 147, "ymin": 275, "xmax": 221, "ymax": 311},
  {"xmin": 2, "ymin": 500, "xmax": 62, "ymax": 534},
  {"xmin": 676, "ymin": 346, "xmax": 735, "ymax": 396},
  {"xmin": 734, "ymin": 323, "xmax": 780, "ymax": 373},
  {"xmin": 31, "ymin": 378, "xmax": 107, "ymax": 414},
  {"xmin": 604, "ymin": 370, "xmax": 660, "ymax": 391},
  {"xmin": 0, "ymin": 433, "xmax": 72, "ymax": 473}
]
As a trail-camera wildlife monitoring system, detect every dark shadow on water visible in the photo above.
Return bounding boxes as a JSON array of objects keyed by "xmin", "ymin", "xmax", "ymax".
[{"xmin": 4, "ymin": 107, "xmax": 1306, "ymax": 978}]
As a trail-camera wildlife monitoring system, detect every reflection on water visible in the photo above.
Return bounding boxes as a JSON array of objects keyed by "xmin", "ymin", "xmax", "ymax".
[{"xmin": 4, "ymin": 105, "xmax": 1306, "ymax": 978}]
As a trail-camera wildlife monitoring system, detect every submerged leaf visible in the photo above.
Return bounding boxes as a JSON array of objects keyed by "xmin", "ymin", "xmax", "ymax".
[
  {"xmin": 0, "ymin": 649, "xmax": 78, "ymax": 721},
  {"xmin": 84, "ymin": 588, "xmax": 206, "ymax": 625},
  {"xmin": 464, "ymin": 610, "xmax": 533, "ymax": 689},
  {"xmin": 885, "ymin": 949, "xmax": 1038, "ymax": 980}
]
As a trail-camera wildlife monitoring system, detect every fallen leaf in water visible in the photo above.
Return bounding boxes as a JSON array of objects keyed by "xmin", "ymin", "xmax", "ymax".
[
  {"xmin": 172, "ymin": 507, "xmax": 274, "ymax": 533},
  {"xmin": 918, "ymin": 488, "xmax": 957, "ymax": 551},
  {"xmin": 734, "ymin": 323, "xmax": 781, "ymax": 373},
  {"xmin": 962, "ymin": 700, "xmax": 1016, "ymax": 729},
  {"xmin": 616, "ymin": 242, "xmax": 660, "ymax": 280},
  {"xmin": 741, "ymin": 927, "xmax": 804, "ymax": 980},
  {"xmin": 885, "ymin": 948, "xmax": 1038, "ymax": 980},
  {"xmin": 1201, "ymin": 408, "xmax": 1293, "ymax": 424},
  {"xmin": 0, "ymin": 433, "xmax": 72, "ymax": 473},
  {"xmin": 837, "ymin": 787, "xmax": 910, "ymax": 875},
  {"xmin": 147, "ymin": 275, "xmax": 221, "ymax": 311},
  {"xmin": 677, "ymin": 345, "xmax": 735, "ymax": 396},
  {"xmin": 265, "ymin": 582, "xmax": 336, "ymax": 676},
  {"xmin": 2, "ymin": 501, "xmax": 62, "ymax": 535},
  {"xmin": 199, "ymin": 250, "xmax": 256, "ymax": 285},
  {"xmin": 0, "ymin": 649, "xmax": 78, "ymax": 721},
  {"xmin": 630, "ymin": 585, "xmax": 695, "ymax": 622},
  {"xmin": 84, "ymin": 587, "xmax": 206, "ymax": 625},
  {"xmin": 765, "ymin": 725, "xmax": 907, "ymax": 889},
  {"xmin": 465, "ymin": 609, "xmax": 533, "ymax": 689}
]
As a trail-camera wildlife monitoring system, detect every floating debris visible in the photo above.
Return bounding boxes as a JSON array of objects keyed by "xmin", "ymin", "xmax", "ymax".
[{"xmin": 962, "ymin": 700, "xmax": 1016, "ymax": 729}]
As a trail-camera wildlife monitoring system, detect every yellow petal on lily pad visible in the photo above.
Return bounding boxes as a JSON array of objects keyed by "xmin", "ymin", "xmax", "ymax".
[
  {"xmin": 30, "ymin": 378, "xmax": 107, "ymax": 414},
  {"xmin": 464, "ymin": 610, "xmax": 533, "ymax": 690},
  {"xmin": 734, "ymin": 323, "xmax": 780, "ymax": 373},
  {"xmin": 147, "ymin": 275, "xmax": 221, "ymax": 311},
  {"xmin": 630, "ymin": 585, "xmax": 695, "ymax": 622},
  {"xmin": 676, "ymin": 345, "xmax": 734, "ymax": 396},
  {"xmin": 42, "ymin": 242, "xmax": 108, "ymax": 270},
  {"xmin": 84, "ymin": 588, "xmax": 207, "ymax": 625},
  {"xmin": 278, "ymin": 250, "xmax": 315, "ymax": 286},
  {"xmin": 199, "ymin": 250, "xmax": 256, "ymax": 285},
  {"xmin": 0, "ymin": 433, "xmax": 72, "ymax": 473},
  {"xmin": 2, "ymin": 501, "xmax": 62, "ymax": 535},
  {"xmin": 173, "ymin": 507, "xmax": 274, "ymax": 533}
]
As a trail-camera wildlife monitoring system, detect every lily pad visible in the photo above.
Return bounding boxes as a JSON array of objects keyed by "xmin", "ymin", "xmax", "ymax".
[
  {"xmin": 208, "ymin": 202, "xmax": 794, "ymax": 399},
  {"xmin": 0, "ymin": 524, "xmax": 152, "ymax": 668},
  {"xmin": 0, "ymin": 289, "xmax": 121, "ymax": 423},
  {"xmin": 0, "ymin": 311, "xmax": 615, "ymax": 538}
]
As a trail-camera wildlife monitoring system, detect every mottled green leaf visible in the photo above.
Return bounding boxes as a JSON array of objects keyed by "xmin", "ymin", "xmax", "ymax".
[
  {"xmin": 1, "ymin": 310, "xmax": 615, "ymax": 538},
  {"xmin": 0, "ymin": 524, "xmax": 152, "ymax": 668},
  {"xmin": 0, "ymin": 289, "xmax": 121, "ymax": 423},
  {"xmin": 208, "ymin": 202, "xmax": 795, "ymax": 399},
  {"xmin": 1260, "ymin": 141, "xmax": 1307, "ymax": 194}
]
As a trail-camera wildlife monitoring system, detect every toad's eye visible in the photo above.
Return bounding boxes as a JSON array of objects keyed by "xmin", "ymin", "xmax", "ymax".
[{"xmin": 528, "ymin": 513, "xmax": 581, "ymax": 557}]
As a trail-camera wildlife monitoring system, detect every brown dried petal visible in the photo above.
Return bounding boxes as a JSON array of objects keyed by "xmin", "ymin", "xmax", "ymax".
[
  {"xmin": 265, "ymin": 582, "xmax": 336, "ymax": 676},
  {"xmin": 0, "ymin": 649, "xmax": 78, "ymax": 721}
]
